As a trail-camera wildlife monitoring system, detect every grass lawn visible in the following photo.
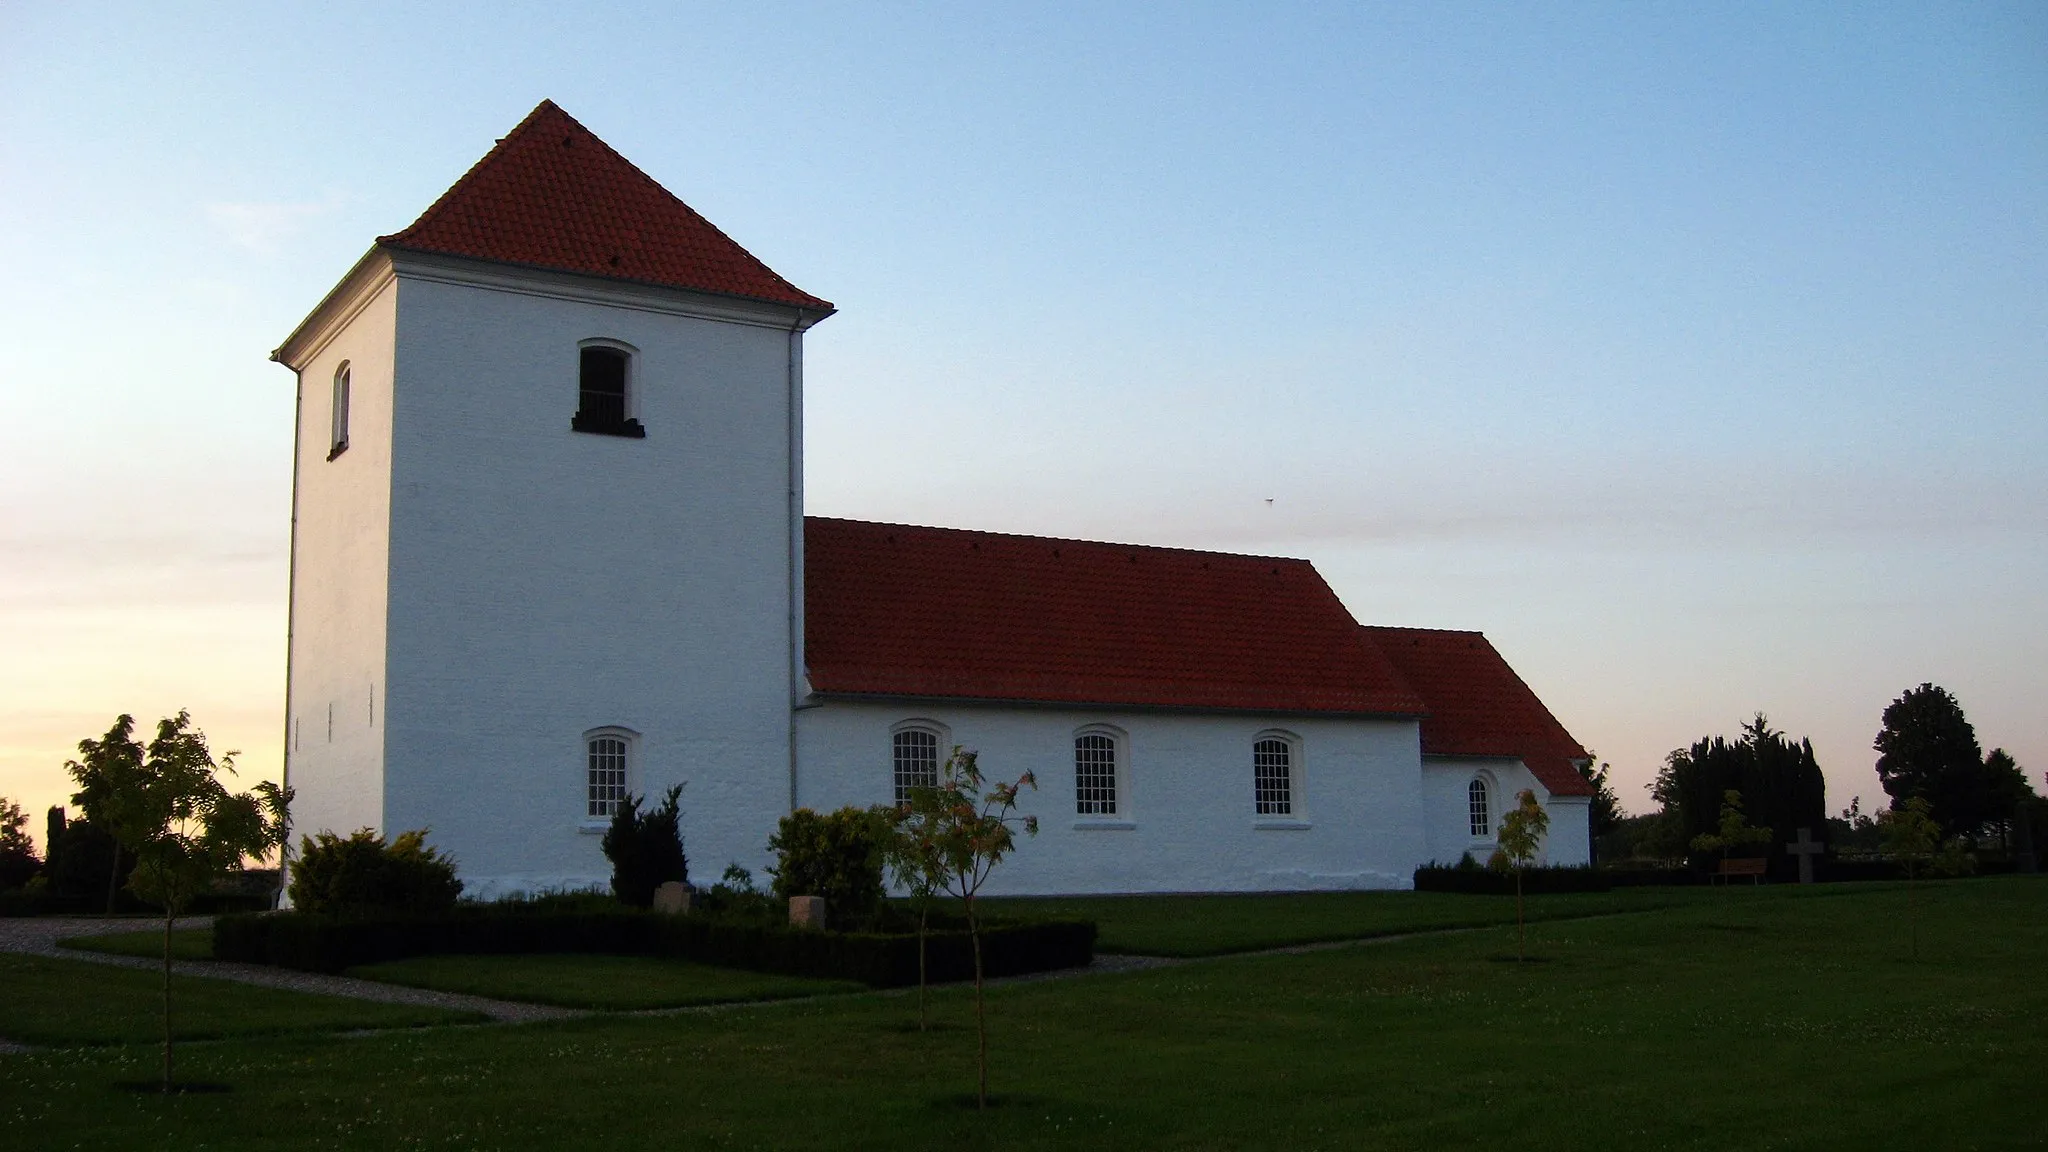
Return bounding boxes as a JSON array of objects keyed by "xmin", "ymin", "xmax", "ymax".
[
  {"xmin": 60, "ymin": 926, "xmax": 215, "ymax": 961},
  {"xmin": 2, "ymin": 876, "xmax": 2040, "ymax": 1149},
  {"xmin": 0, "ymin": 953, "xmax": 484, "ymax": 1047},
  {"xmin": 345, "ymin": 953, "xmax": 866, "ymax": 1010},
  {"xmin": 981, "ymin": 884, "xmax": 1724, "ymax": 955}
]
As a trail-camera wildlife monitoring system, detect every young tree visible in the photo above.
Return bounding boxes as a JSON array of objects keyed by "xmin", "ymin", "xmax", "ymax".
[
  {"xmin": 112, "ymin": 712, "xmax": 291, "ymax": 1092},
  {"xmin": 1877, "ymin": 797, "xmax": 1940, "ymax": 960},
  {"xmin": 1874, "ymin": 684, "xmax": 1995, "ymax": 839},
  {"xmin": 63, "ymin": 715, "xmax": 148, "ymax": 912},
  {"xmin": 1690, "ymin": 789, "xmax": 1774, "ymax": 868},
  {"xmin": 1489, "ymin": 789, "xmax": 1549, "ymax": 962},
  {"xmin": 880, "ymin": 794, "xmax": 948, "ymax": 1031},
  {"xmin": 921, "ymin": 747, "xmax": 1037, "ymax": 1109}
]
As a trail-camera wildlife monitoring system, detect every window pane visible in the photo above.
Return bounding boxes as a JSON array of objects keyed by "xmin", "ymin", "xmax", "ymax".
[
  {"xmin": 1075, "ymin": 732, "xmax": 1117, "ymax": 816},
  {"xmin": 588, "ymin": 736, "xmax": 628, "ymax": 818},
  {"xmin": 1254, "ymin": 738, "xmax": 1292, "ymax": 816},
  {"xmin": 893, "ymin": 729, "xmax": 940, "ymax": 806}
]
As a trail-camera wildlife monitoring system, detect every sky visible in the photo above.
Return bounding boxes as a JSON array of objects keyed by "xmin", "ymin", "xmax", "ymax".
[{"xmin": 2, "ymin": 2, "xmax": 2043, "ymax": 850}]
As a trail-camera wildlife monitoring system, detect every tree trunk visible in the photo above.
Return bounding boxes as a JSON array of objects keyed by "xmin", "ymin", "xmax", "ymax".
[
  {"xmin": 161, "ymin": 907, "xmax": 174, "ymax": 1092},
  {"xmin": 1515, "ymin": 869, "xmax": 1525, "ymax": 962},
  {"xmin": 916, "ymin": 900, "xmax": 929, "ymax": 1032},
  {"xmin": 968, "ymin": 895, "xmax": 986, "ymax": 1110}
]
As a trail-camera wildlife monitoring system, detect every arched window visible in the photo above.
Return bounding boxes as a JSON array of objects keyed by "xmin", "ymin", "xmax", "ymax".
[
  {"xmin": 586, "ymin": 729, "xmax": 633, "ymax": 818},
  {"xmin": 1254, "ymin": 736, "xmax": 1294, "ymax": 816},
  {"xmin": 1468, "ymin": 777, "xmax": 1491, "ymax": 837},
  {"xmin": 572, "ymin": 341, "xmax": 644, "ymax": 437},
  {"xmin": 1075, "ymin": 730, "xmax": 1120, "ymax": 816},
  {"xmin": 328, "ymin": 361, "xmax": 351, "ymax": 459},
  {"xmin": 892, "ymin": 725, "xmax": 942, "ymax": 806}
]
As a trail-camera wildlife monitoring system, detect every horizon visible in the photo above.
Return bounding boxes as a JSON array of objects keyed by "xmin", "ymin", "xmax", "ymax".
[{"xmin": 3, "ymin": 3, "xmax": 2043, "ymax": 851}]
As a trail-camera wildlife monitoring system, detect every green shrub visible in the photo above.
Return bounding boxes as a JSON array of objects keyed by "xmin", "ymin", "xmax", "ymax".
[
  {"xmin": 601, "ymin": 786, "xmax": 688, "ymax": 908},
  {"xmin": 768, "ymin": 807, "xmax": 889, "ymax": 927},
  {"xmin": 288, "ymin": 828, "xmax": 463, "ymax": 915}
]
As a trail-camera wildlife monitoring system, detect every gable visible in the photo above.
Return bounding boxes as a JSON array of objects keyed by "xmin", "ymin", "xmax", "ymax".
[
  {"xmin": 1364, "ymin": 626, "xmax": 1592, "ymax": 797},
  {"xmin": 377, "ymin": 100, "xmax": 832, "ymax": 311},
  {"xmin": 804, "ymin": 518, "xmax": 1424, "ymax": 716}
]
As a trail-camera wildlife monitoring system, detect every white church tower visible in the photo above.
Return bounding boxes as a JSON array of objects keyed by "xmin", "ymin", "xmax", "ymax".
[{"xmin": 272, "ymin": 102, "xmax": 833, "ymax": 894}]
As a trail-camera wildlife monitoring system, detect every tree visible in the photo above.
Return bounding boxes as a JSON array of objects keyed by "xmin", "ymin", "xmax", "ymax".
[
  {"xmin": 1577, "ymin": 753, "xmax": 1623, "ymax": 863},
  {"xmin": 0, "ymin": 798, "xmax": 39, "ymax": 891},
  {"xmin": 110, "ymin": 711, "xmax": 291, "ymax": 1092},
  {"xmin": 1660, "ymin": 716, "xmax": 1826, "ymax": 877},
  {"xmin": 880, "ymin": 792, "xmax": 948, "ymax": 1031},
  {"xmin": 1877, "ymin": 797, "xmax": 1940, "ymax": 960},
  {"xmin": 64, "ymin": 715, "xmax": 148, "ymax": 912},
  {"xmin": 1689, "ymin": 789, "xmax": 1774, "ymax": 864},
  {"xmin": 1489, "ymin": 790, "xmax": 1549, "ymax": 962},
  {"xmin": 601, "ymin": 785, "xmax": 688, "ymax": 907},
  {"xmin": 920, "ymin": 747, "xmax": 1037, "ymax": 1109},
  {"xmin": 1874, "ymin": 684, "xmax": 2000, "ymax": 839}
]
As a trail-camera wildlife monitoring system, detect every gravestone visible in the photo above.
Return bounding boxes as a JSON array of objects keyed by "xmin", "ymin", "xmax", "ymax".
[
  {"xmin": 1784, "ymin": 827, "xmax": 1825, "ymax": 885},
  {"xmin": 789, "ymin": 895, "xmax": 827, "ymax": 929},
  {"xmin": 652, "ymin": 880, "xmax": 692, "ymax": 915}
]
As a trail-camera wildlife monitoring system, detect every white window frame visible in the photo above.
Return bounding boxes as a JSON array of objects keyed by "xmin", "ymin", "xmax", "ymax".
[
  {"xmin": 1468, "ymin": 774, "xmax": 1494, "ymax": 839},
  {"xmin": 1253, "ymin": 729, "xmax": 1309, "ymax": 828},
  {"xmin": 581, "ymin": 726, "xmax": 639, "ymax": 831},
  {"xmin": 889, "ymin": 719, "xmax": 948, "ymax": 807},
  {"xmin": 1072, "ymin": 724, "xmax": 1133, "ymax": 828},
  {"xmin": 327, "ymin": 361, "xmax": 351, "ymax": 460}
]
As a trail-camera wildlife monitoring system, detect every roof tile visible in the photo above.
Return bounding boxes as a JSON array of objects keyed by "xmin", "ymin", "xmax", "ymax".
[{"xmin": 379, "ymin": 100, "xmax": 832, "ymax": 310}]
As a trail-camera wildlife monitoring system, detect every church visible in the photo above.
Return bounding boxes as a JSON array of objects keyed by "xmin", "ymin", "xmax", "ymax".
[{"xmin": 273, "ymin": 101, "xmax": 1593, "ymax": 898}]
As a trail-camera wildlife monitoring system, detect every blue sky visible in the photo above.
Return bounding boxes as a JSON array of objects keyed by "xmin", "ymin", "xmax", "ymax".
[{"xmin": 2, "ymin": 2, "xmax": 2043, "ymax": 840}]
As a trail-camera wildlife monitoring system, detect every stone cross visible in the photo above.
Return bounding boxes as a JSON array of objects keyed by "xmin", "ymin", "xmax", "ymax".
[{"xmin": 1785, "ymin": 827, "xmax": 1825, "ymax": 885}]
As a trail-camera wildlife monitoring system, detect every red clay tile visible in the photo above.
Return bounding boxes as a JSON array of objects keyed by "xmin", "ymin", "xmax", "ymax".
[{"xmin": 379, "ymin": 101, "xmax": 832, "ymax": 311}]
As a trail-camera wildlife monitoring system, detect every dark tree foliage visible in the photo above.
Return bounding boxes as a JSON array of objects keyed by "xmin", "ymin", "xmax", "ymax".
[
  {"xmin": 601, "ymin": 785, "xmax": 688, "ymax": 908},
  {"xmin": 41, "ymin": 811, "xmax": 138, "ymax": 903},
  {"xmin": 0, "ymin": 798, "xmax": 39, "ymax": 890},
  {"xmin": 289, "ymin": 828, "xmax": 464, "ymax": 915},
  {"xmin": 1578, "ymin": 754, "xmax": 1623, "ymax": 861},
  {"xmin": 768, "ymin": 806, "xmax": 889, "ymax": 928},
  {"xmin": 1873, "ymin": 684, "xmax": 2015, "ymax": 839},
  {"xmin": 1658, "ymin": 715, "xmax": 1827, "ymax": 879}
]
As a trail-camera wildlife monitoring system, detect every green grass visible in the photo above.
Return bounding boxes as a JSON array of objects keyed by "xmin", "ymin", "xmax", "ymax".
[
  {"xmin": 0, "ymin": 953, "xmax": 484, "ymax": 1047},
  {"xmin": 2, "ymin": 878, "xmax": 2041, "ymax": 1149},
  {"xmin": 59, "ymin": 926, "xmax": 215, "ymax": 961},
  {"xmin": 981, "ymin": 885, "xmax": 1720, "ymax": 955},
  {"xmin": 344, "ymin": 953, "xmax": 866, "ymax": 1010}
]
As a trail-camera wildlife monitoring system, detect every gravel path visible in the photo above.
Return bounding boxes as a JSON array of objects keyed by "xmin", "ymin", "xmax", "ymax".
[{"xmin": 0, "ymin": 916, "xmax": 585, "ymax": 1030}]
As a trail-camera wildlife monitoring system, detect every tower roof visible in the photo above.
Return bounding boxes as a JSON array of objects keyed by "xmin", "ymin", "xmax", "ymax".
[{"xmin": 377, "ymin": 100, "xmax": 832, "ymax": 311}]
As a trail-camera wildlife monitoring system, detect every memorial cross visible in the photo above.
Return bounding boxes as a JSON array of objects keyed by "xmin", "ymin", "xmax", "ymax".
[{"xmin": 1785, "ymin": 827, "xmax": 1825, "ymax": 885}]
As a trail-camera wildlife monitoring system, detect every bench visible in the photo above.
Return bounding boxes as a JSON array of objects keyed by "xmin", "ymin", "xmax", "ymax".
[{"xmin": 1714, "ymin": 857, "xmax": 1767, "ymax": 885}]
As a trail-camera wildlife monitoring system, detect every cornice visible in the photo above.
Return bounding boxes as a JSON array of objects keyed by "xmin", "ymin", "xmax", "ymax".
[{"xmin": 271, "ymin": 249, "xmax": 397, "ymax": 372}]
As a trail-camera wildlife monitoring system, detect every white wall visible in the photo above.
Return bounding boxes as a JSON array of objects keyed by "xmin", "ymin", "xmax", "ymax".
[
  {"xmin": 796, "ymin": 700, "xmax": 1426, "ymax": 894},
  {"xmin": 1421, "ymin": 756, "xmax": 1591, "ymax": 867},
  {"xmin": 282, "ymin": 272, "xmax": 397, "ymax": 853},
  {"xmin": 378, "ymin": 260, "xmax": 808, "ymax": 896}
]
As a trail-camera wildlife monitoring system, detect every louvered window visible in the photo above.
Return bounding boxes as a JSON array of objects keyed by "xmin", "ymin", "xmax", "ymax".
[{"xmin": 572, "ymin": 344, "xmax": 645, "ymax": 437}]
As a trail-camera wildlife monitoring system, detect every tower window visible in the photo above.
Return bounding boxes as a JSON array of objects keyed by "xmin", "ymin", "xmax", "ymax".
[
  {"xmin": 327, "ymin": 361, "xmax": 351, "ymax": 460},
  {"xmin": 572, "ymin": 344, "xmax": 644, "ymax": 437}
]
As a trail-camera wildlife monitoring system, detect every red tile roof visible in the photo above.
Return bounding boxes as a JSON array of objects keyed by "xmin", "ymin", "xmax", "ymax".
[
  {"xmin": 804, "ymin": 518, "xmax": 1425, "ymax": 716},
  {"xmin": 378, "ymin": 100, "xmax": 832, "ymax": 311},
  {"xmin": 1363, "ymin": 627, "xmax": 1592, "ymax": 797}
]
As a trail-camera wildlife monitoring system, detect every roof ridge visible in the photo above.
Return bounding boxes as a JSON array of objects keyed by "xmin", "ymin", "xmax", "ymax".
[{"xmin": 805, "ymin": 515, "xmax": 1316, "ymax": 567}]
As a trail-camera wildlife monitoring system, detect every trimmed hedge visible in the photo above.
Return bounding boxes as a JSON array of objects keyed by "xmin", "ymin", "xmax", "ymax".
[
  {"xmin": 1414, "ymin": 863, "xmax": 1613, "ymax": 895},
  {"xmin": 213, "ymin": 907, "xmax": 1095, "ymax": 987}
]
